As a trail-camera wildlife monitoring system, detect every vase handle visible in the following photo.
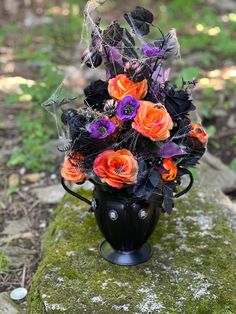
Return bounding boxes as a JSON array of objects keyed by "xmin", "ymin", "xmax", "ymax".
[
  {"xmin": 61, "ymin": 177, "xmax": 92, "ymax": 206},
  {"xmin": 174, "ymin": 168, "xmax": 194, "ymax": 198}
]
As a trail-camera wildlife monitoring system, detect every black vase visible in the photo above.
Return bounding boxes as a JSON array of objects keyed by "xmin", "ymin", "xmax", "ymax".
[
  {"xmin": 61, "ymin": 178, "xmax": 162, "ymax": 266},
  {"xmin": 92, "ymin": 185, "xmax": 162, "ymax": 266},
  {"xmin": 61, "ymin": 168, "xmax": 193, "ymax": 266}
]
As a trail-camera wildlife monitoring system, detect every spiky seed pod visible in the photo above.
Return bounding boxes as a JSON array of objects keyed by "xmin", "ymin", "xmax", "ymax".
[
  {"xmin": 61, "ymin": 109, "xmax": 78, "ymax": 125},
  {"xmin": 61, "ymin": 109, "xmax": 87, "ymax": 141},
  {"xmin": 124, "ymin": 59, "xmax": 149, "ymax": 82},
  {"xmin": 104, "ymin": 99, "xmax": 116, "ymax": 112},
  {"xmin": 81, "ymin": 48, "xmax": 102, "ymax": 68}
]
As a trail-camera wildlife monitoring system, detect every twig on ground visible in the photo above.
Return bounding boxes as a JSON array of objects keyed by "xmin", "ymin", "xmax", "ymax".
[{"xmin": 21, "ymin": 265, "xmax": 26, "ymax": 287}]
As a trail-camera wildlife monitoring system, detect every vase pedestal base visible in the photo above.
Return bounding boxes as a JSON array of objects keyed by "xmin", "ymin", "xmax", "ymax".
[{"xmin": 99, "ymin": 240, "xmax": 153, "ymax": 266}]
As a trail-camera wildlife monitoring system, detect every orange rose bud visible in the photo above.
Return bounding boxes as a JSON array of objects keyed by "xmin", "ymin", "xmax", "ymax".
[
  {"xmin": 110, "ymin": 115, "xmax": 123, "ymax": 128},
  {"xmin": 161, "ymin": 158, "xmax": 178, "ymax": 181},
  {"xmin": 188, "ymin": 123, "xmax": 208, "ymax": 144},
  {"xmin": 93, "ymin": 149, "xmax": 138, "ymax": 189},
  {"xmin": 109, "ymin": 116, "xmax": 122, "ymax": 139},
  {"xmin": 108, "ymin": 74, "xmax": 148, "ymax": 100},
  {"xmin": 61, "ymin": 153, "xmax": 87, "ymax": 183},
  {"xmin": 132, "ymin": 101, "xmax": 173, "ymax": 141}
]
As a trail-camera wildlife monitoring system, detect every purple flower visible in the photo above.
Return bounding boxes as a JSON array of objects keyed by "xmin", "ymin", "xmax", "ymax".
[
  {"xmin": 141, "ymin": 43, "xmax": 165, "ymax": 57},
  {"xmin": 116, "ymin": 96, "xmax": 140, "ymax": 121},
  {"xmin": 87, "ymin": 119, "xmax": 116, "ymax": 139},
  {"xmin": 159, "ymin": 142, "xmax": 187, "ymax": 158}
]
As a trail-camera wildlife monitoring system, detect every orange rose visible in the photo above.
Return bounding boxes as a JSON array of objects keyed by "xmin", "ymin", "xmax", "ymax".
[
  {"xmin": 93, "ymin": 149, "xmax": 138, "ymax": 189},
  {"xmin": 188, "ymin": 123, "xmax": 208, "ymax": 144},
  {"xmin": 161, "ymin": 158, "xmax": 178, "ymax": 182},
  {"xmin": 108, "ymin": 74, "xmax": 148, "ymax": 100},
  {"xmin": 61, "ymin": 153, "xmax": 87, "ymax": 183},
  {"xmin": 132, "ymin": 101, "xmax": 173, "ymax": 141}
]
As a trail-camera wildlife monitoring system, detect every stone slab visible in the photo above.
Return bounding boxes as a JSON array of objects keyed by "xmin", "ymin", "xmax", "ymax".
[
  {"xmin": 28, "ymin": 189, "xmax": 236, "ymax": 313},
  {"xmin": 0, "ymin": 292, "xmax": 23, "ymax": 314}
]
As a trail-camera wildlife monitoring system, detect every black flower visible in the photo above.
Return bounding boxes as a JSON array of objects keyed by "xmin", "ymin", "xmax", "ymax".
[
  {"xmin": 84, "ymin": 80, "xmax": 111, "ymax": 111},
  {"xmin": 164, "ymin": 84, "xmax": 195, "ymax": 117}
]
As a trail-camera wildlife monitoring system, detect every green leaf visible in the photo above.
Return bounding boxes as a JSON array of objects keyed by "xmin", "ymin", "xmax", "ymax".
[
  {"xmin": 6, "ymin": 187, "xmax": 18, "ymax": 197},
  {"xmin": 229, "ymin": 159, "xmax": 236, "ymax": 172},
  {"xmin": 189, "ymin": 167, "xmax": 199, "ymax": 180},
  {"xmin": 176, "ymin": 66, "xmax": 200, "ymax": 87},
  {"xmin": 8, "ymin": 152, "xmax": 26, "ymax": 166},
  {"xmin": 182, "ymin": 66, "xmax": 200, "ymax": 81},
  {"xmin": 206, "ymin": 125, "xmax": 216, "ymax": 138},
  {"xmin": 0, "ymin": 30, "xmax": 5, "ymax": 45},
  {"xmin": 200, "ymin": 101, "xmax": 215, "ymax": 119},
  {"xmin": 20, "ymin": 84, "xmax": 32, "ymax": 94},
  {"xmin": 0, "ymin": 253, "xmax": 9, "ymax": 272},
  {"xmin": 230, "ymin": 135, "xmax": 236, "ymax": 145},
  {"xmin": 4, "ymin": 93, "xmax": 20, "ymax": 105},
  {"xmin": 3, "ymin": 22, "xmax": 18, "ymax": 32},
  {"xmin": 211, "ymin": 140, "xmax": 220, "ymax": 150}
]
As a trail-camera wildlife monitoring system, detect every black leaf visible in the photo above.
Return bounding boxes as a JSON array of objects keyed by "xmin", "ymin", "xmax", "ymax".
[
  {"xmin": 124, "ymin": 6, "xmax": 153, "ymax": 36},
  {"xmin": 105, "ymin": 46, "xmax": 123, "ymax": 67},
  {"xmin": 123, "ymin": 38, "xmax": 139, "ymax": 59},
  {"xmin": 133, "ymin": 166, "xmax": 162, "ymax": 200},
  {"xmin": 122, "ymin": 29, "xmax": 139, "ymax": 59},
  {"xmin": 71, "ymin": 131, "xmax": 113, "ymax": 168},
  {"xmin": 125, "ymin": 29, "xmax": 135, "ymax": 46},
  {"xmin": 148, "ymin": 190, "xmax": 163, "ymax": 207},
  {"xmin": 162, "ymin": 185, "xmax": 174, "ymax": 214},
  {"xmin": 178, "ymin": 155, "xmax": 202, "ymax": 168},
  {"xmin": 178, "ymin": 136, "xmax": 206, "ymax": 168},
  {"xmin": 178, "ymin": 148, "xmax": 206, "ymax": 168},
  {"xmin": 103, "ymin": 21, "xmax": 123, "ymax": 46},
  {"xmin": 81, "ymin": 49, "xmax": 102, "ymax": 68},
  {"xmin": 105, "ymin": 60, "xmax": 124, "ymax": 79}
]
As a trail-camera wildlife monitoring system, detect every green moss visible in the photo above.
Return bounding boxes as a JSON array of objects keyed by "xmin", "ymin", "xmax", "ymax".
[
  {"xmin": 0, "ymin": 252, "xmax": 9, "ymax": 271},
  {"xmin": 28, "ymin": 189, "xmax": 236, "ymax": 314}
]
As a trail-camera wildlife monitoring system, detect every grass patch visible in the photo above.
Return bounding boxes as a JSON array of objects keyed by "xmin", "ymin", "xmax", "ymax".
[
  {"xmin": 7, "ymin": 64, "xmax": 63, "ymax": 172},
  {"xmin": 0, "ymin": 253, "xmax": 9, "ymax": 272}
]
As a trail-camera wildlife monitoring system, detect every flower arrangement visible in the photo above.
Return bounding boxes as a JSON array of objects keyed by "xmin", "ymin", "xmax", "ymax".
[{"xmin": 59, "ymin": 6, "xmax": 208, "ymax": 213}]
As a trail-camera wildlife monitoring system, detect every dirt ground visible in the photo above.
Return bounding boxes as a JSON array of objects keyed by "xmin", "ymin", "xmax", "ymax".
[{"xmin": 0, "ymin": 2, "xmax": 63, "ymax": 311}]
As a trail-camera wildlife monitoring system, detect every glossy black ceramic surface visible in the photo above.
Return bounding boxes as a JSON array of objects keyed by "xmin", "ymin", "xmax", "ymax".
[
  {"xmin": 99, "ymin": 240, "xmax": 153, "ymax": 266},
  {"xmin": 61, "ymin": 178, "xmax": 163, "ymax": 265},
  {"xmin": 92, "ymin": 185, "xmax": 161, "ymax": 265}
]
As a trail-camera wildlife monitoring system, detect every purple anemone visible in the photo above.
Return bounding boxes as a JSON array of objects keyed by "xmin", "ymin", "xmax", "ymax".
[
  {"xmin": 141, "ymin": 43, "xmax": 165, "ymax": 57},
  {"xmin": 87, "ymin": 119, "xmax": 116, "ymax": 139},
  {"xmin": 116, "ymin": 96, "xmax": 140, "ymax": 121}
]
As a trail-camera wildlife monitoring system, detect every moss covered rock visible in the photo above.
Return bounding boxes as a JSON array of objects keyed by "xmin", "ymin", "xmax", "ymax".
[{"xmin": 28, "ymin": 188, "xmax": 236, "ymax": 314}]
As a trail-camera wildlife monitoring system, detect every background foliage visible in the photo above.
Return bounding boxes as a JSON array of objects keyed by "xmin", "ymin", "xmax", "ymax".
[{"xmin": 1, "ymin": 0, "xmax": 236, "ymax": 173}]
